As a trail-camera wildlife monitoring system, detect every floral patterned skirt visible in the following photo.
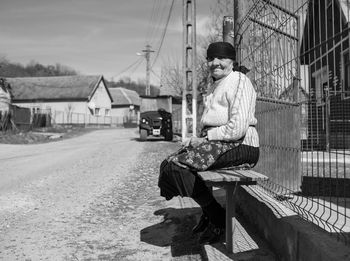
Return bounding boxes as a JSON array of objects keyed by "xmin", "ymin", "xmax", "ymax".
[
  {"xmin": 167, "ymin": 139, "xmax": 243, "ymax": 171},
  {"xmin": 158, "ymin": 141, "xmax": 260, "ymax": 200}
]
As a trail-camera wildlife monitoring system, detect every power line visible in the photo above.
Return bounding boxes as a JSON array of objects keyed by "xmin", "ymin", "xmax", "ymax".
[
  {"xmin": 146, "ymin": 0, "xmax": 169, "ymax": 46},
  {"xmin": 151, "ymin": 0, "xmax": 175, "ymax": 68},
  {"xmin": 145, "ymin": 0, "xmax": 158, "ymax": 44},
  {"xmin": 128, "ymin": 58, "xmax": 145, "ymax": 77},
  {"xmin": 151, "ymin": 1, "xmax": 170, "ymax": 46},
  {"xmin": 113, "ymin": 57, "xmax": 144, "ymax": 78}
]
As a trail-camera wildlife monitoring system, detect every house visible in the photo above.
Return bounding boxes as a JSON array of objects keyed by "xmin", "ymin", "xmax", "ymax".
[
  {"xmin": 300, "ymin": 0, "xmax": 350, "ymax": 149},
  {"xmin": 0, "ymin": 78, "xmax": 32, "ymax": 130},
  {"xmin": 108, "ymin": 87, "xmax": 141, "ymax": 127},
  {"xmin": 0, "ymin": 78, "xmax": 12, "ymax": 129},
  {"xmin": 279, "ymin": 77, "xmax": 310, "ymax": 149},
  {"xmin": 7, "ymin": 75, "xmax": 113, "ymax": 125},
  {"xmin": 0, "ymin": 78, "xmax": 12, "ymax": 113}
]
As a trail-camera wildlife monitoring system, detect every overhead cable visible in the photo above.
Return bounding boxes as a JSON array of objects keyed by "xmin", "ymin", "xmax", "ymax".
[
  {"xmin": 113, "ymin": 57, "xmax": 144, "ymax": 78},
  {"xmin": 145, "ymin": 0, "xmax": 158, "ymax": 44},
  {"xmin": 146, "ymin": 0, "xmax": 169, "ymax": 46},
  {"xmin": 151, "ymin": 0, "xmax": 175, "ymax": 68}
]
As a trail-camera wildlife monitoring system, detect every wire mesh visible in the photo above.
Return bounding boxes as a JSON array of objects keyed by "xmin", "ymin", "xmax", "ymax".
[
  {"xmin": 240, "ymin": 0, "xmax": 350, "ymax": 244},
  {"xmin": 29, "ymin": 109, "xmax": 125, "ymax": 128}
]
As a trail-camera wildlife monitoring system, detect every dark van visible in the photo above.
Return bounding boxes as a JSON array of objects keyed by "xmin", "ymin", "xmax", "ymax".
[{"xmin": 139, "ymin": 96, "xmax": 174, "ymax": 141}]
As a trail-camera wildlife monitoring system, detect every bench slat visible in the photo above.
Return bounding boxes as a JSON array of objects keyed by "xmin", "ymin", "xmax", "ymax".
[{"xmin": 198, "ymin": 169, "xmax": 268, "ymax": 184}]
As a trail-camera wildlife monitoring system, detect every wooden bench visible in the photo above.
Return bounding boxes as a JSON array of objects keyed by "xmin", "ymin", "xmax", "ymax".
[{"xmin": 198, "ymin": 168, "xmax": 268, "ymax": 253}]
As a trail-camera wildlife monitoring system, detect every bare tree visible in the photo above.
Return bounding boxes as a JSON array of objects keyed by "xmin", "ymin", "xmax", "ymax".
[
  {"xmin": 160, "ymin": 56, "xmax": 183, "ymax": 97},
  {"xmin": 160, "ymin": 1, "xmax": 234, "ymax": 96},
  {"xmin": 196, "ymin": 0, "xmax": 235, "ymax": 94}
]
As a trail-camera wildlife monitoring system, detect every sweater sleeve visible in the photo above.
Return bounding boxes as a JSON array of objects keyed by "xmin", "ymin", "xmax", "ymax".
[{"xmin": 207, "ymin": 75, "xmax": 255, "ymax": 141}]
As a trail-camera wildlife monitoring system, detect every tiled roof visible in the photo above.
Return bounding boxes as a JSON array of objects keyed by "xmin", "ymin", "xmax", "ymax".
[
  {"xmin": 6, "ymin": 75, "xmax": 105, "ymax": 101},
  {"xmin": 109, "ymin": 87, "xmax": 141, "ymax": 106}
]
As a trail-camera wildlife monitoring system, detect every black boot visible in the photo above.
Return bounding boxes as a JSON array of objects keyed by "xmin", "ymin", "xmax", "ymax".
[
  {"xmin": 198, "ymin": 222, "xmax": 225, "ymax": 244},
  {"xmin": 198, "ymin": 201, "xmax": 226, "ymax": 244},
  {"xmin": 202, "ymin": 200, "xmax": 226, "ymax": 229},
  {"xmin": 192, "ymin": 213, "xmax": 209, "ymax": 234}
]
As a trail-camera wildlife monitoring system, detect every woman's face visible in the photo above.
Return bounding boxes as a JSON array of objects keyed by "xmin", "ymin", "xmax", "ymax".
[{"xmin": 207, "ymin": 57, "xmax": 234, "ymax": 80}]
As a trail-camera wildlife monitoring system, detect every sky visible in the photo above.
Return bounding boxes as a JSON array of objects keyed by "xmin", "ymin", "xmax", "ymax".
[{"xmin": 0, "ymin": 0, "xmax": 215, "ymax": 85}]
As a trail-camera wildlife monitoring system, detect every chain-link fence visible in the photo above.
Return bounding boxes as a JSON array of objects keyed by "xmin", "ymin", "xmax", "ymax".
[
  {"xmin": 172, "ymin": 107, "xmax": 182, "ymax": 135},
  {"xmin": 28, "ymin": 109, "xmax": 130, "ymax": 128},
  {"xmin": 239, "ymin": 0, "xmax": 350, "ymax": 244}
]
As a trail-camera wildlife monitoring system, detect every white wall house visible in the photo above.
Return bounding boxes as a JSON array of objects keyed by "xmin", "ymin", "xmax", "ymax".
[
  {"xmin": 7, "ymin": 75, "xmax": 113, "ymax": 124},
  {"xmin": 108, "ymin": 87, "xmax": 141, "ymax": 126},
  {"xmin": 0, "ymin": 78, "xmax": 11, "ymax": 114}
]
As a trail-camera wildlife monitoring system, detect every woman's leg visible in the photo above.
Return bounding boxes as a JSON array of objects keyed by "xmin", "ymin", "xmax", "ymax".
[
  {"xmin": 158, "ymin": 145, "xmax": 259, "ymax": 244},
  {"xmin": 195, "ymin": 145, "xmax": 260, "ymax": 243},
  {"xmin": 158, "ymin": 160, "xmax": 207, "ymax": 200},
  {"xmin": 191, "ymin": 179, "xmax": 225, "ymax": 229},
  {"xmin": 159, "ymin": 145, "xmax": 258, "ymax": 200},
  {"xmin": 158, "ymin": 159, "xmax": 224, "ymax": 233}
]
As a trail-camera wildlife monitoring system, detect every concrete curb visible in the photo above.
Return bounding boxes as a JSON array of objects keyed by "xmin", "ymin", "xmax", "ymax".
[{"xmin": 236, "ymin": 185, "xmax": 350, "ymax": 261}]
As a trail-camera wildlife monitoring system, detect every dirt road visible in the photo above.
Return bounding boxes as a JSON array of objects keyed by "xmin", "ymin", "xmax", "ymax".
[
  {"xmin": 0, "ymin": 128, "xmax": 277, "ymax": 261},
  {"xmin": 0, "ymin": 128, "xmax": 180, "ymax": 260}
]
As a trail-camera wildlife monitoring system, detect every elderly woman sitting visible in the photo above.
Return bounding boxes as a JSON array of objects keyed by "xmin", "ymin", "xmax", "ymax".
[{"xmin": 158, "ymin": 41, "xmax": 259, "ymax": 244}]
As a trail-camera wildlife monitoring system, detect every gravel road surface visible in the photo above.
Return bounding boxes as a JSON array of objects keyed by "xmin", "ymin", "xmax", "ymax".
[{"xmin": 0, "ymin": 128, "xmax": 277, "ymax": 261}]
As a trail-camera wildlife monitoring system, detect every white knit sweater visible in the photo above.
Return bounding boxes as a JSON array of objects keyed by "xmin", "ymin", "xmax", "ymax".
[{"xmin": 200, "ymin": 71, "xmax": 259, "ymax": 147}]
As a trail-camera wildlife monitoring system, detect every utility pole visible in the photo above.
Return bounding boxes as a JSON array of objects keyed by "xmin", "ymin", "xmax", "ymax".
[
  {"xmin": 142, "ymin": 44, "xmax": 154, "ymax": 96},
  {"xmin": 182, "ymin": 0, "xmax": 197, "ymax": 141},
  {"xmin": 223, "ymin": 16, "xmax": 234, "ymax": 44},
  {"xmin": 233, "ymin": 0, "xmax": 247, "ymax": 65}
]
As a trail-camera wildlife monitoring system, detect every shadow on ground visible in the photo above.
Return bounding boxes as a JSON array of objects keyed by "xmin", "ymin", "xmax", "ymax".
[
  {"xmin": 132, "ymin": 136, "xmax": 181, "ymax": 143},
  {"xmin": 141, "ymin": 190, "xmax": 278, "ymax": 260},
  {"xmin": 140, "ymin": 207, "xmax": 209, "ymax": 259}
]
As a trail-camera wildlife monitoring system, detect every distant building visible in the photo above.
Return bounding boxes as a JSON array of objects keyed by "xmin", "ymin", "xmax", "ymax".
[
  {"xmin": 300, "ymin": 0, "xmax": 350, "ymax": 149},
  {"xmin": 108, "ymin": 87, "xmax": 141, "ymax": 127},
  {"xmin": 7, "ymin": 75, "xmax": 113, "ymax": 124},
  {"xmin": 0, "ymin": 78, "xmax": 12, "ymax": 114}
]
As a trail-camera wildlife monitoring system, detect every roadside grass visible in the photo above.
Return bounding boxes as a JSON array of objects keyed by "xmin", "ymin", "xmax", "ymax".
[{"xmin": 0, "ymin": 125, "xmax": 97, "ymax": 144}]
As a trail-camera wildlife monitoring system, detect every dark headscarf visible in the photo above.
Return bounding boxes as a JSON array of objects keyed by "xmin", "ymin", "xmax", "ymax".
[
  {"xmin": 206, "ymin": 42, "xmax": 236, "ymax": 60},
  {"xmin": 206, "ymin": 41, "xmax": 249, "ymax": 74}
]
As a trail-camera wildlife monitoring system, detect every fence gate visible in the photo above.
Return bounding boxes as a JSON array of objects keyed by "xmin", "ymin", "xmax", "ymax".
[
  {"xmin": 238, "ymin": 0, "xmax": 350, "ymax": 244},
  {"xmin": 239, "ymin": 0, "xmax": 302, "ymax": 192}
]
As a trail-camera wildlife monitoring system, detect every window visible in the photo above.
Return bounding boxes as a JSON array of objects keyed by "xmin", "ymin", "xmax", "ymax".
[
  {"xmin": 344, "ymin": 52, "xmax": 350, "ymax": 98},
  {"xmin": 313, "ymin": 67, "xmax": 328, "ymax": 106},
  {"xmin": 105, "ymin": 109, "xmax": 110, "ymax": 116},
  {"xmin": 95, "ymin": 108, "xmax": 100, "ymax": 116},
  {"xmin": 32, "ymin": 107, "xmax": 40, "ymax": 114}
]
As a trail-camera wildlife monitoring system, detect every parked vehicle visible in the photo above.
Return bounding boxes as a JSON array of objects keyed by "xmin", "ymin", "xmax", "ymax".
[
  {"xmin": 139, "ymin": 95, "xmax": 173, "ymax": 141},
  {"xmin": 139, "ymin": 109, "xmax": 173, "ymax": 141}
]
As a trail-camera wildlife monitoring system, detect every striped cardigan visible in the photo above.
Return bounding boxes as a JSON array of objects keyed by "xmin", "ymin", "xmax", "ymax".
[{"xmin": 200, "ymin": 71, "xmax": 259, "ymax": 147}]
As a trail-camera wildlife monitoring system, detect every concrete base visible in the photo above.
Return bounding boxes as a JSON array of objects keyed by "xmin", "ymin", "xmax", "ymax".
[{"xmin": 236, "ymin": 185, "xmax": 350, "ymax": 261}]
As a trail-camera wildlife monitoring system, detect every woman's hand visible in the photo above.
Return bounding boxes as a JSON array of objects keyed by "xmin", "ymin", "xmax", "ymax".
[{"xmin": 189, "ymin": 137, "xmax": 207, "ymax": 147}]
